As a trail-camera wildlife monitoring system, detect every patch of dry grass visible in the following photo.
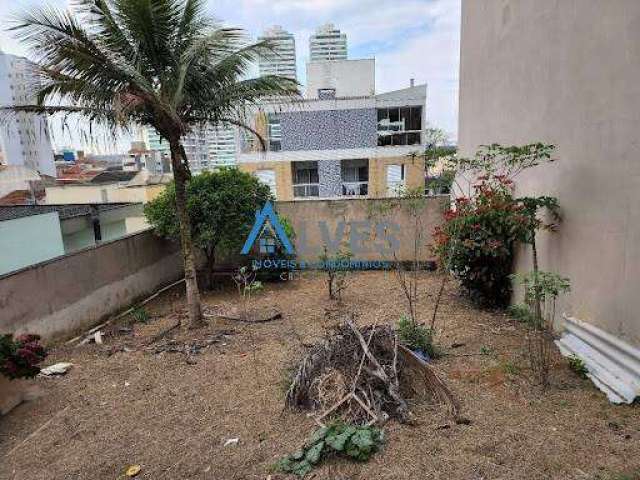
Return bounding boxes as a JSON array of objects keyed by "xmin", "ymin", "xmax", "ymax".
[{"xmin": 0, "ymin": 271, "xmax": 638, "ymax": 479}]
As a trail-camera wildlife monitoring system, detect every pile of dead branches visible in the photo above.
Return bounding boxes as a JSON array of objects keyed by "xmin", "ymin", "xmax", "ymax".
[{"xmin": 285, "ymin": 319, "xmax": 459, "ymax": 425}]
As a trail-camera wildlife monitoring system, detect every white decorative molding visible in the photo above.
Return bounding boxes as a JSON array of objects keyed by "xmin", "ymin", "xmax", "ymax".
[
  {"xmin": 237, "ymin": 145, "xmax": 424, "ymax": 164},
  {"xmin": 556, "ymin": 315, "xmax": 640, "ymax": 404}
]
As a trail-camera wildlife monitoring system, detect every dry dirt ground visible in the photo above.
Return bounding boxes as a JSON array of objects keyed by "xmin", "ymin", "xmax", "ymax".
[{"xmin": 1, "ymin": 271, "xmax": 639, "ymax": 480}]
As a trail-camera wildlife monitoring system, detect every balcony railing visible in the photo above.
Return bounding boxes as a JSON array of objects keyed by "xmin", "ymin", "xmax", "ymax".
[
  {"xmin": 293, "ymin": 183, "xmax": 319, "ymax": 198},
  {"xmin": 341, "ymin": 181, "xmax": 368, "ymax": 196}
]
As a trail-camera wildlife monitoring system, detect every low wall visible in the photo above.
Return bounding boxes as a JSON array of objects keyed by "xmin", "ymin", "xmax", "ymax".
[
  {"xmin": 0, "ymin": 230, "xmax": 183, "ymax": 340},
  {"xmin": 275, "ymin": 196, "xmax": 448, "ymax": 263}
]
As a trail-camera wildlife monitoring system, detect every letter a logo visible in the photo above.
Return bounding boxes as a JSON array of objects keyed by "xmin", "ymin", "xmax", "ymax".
[{"xmin": 241, "ymin": 202, "xmax": 294, "ymax": 255}]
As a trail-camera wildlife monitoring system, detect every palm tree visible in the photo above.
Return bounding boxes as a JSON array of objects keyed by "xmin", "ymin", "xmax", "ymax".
[{"xmin": 7, "ymin": 0, "xmax": 299, "ymax": 328}]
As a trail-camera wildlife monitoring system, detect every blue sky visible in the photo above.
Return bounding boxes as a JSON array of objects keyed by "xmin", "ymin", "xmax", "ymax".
[{"xmin": 0, "ymin": 0, "xmax": 461, "ymax": 151}]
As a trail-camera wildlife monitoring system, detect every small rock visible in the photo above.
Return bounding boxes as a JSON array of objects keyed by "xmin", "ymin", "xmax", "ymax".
[
  {"xmin": 40, "ymin": 362, "xmax": 73, "ymax": 376},
  {"xmin": 451, "ymin": 342, "xmax": 466, "ymax": 349},
  {"xmin": 125, "ymin": 464, "xmax": 141, "ymax": 477},
  {"xmin": 224, "ymin": 438, "xmax": 239, "ymax": 447},
  {"xmin": 186, "ymin": 357, "xmax": 198, "ymax": 365}
]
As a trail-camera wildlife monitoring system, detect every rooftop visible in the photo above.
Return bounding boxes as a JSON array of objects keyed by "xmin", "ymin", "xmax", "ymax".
[{"xmin": 0, "ymin": 202, "xmax": 140, "ymax": 222}]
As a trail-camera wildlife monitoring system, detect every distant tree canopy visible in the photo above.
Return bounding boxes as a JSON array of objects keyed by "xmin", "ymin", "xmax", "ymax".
[{"xmin": 145, "ymin": 168, "xmax": 272, "ymax": 287}]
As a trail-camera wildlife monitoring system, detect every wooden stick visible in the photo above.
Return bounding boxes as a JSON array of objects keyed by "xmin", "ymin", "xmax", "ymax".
[
  {"xmin": 67, "ymin": 278, "xmax": 185, "ymax": 345},
  {"xmin": 347, "ymin": 319, "xmax": 411, "ymax": 422},
  {"xmin": 7, "ymin": 406, "xmax": 70, "ymax": 456}
]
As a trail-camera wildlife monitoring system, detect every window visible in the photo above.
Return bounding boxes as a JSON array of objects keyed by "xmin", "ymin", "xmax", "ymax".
[
  {"xmin": 341, "ymin": 159, "xmax": 369, "ymax": 196},
  {"xmin": 259, "ymin": 236, "xmax": 277, "ymax": 254},
  {"xmin": 386, "ymin": 164, "xmax": 405, "ymax": 197},
  {"xmin": 318, "ymin": 88, "xmax": 336, "ymax": 99},
  {"xmin": 377, "ymin": 106, "xmax": 422, "ymax": 146},
  {"xmin": 268, "ymin": 114, "xmax": 282, "ymax": 152},
  {"xmin": 292, "ymin": 161, "xmax": 319, "ymax": 197}
]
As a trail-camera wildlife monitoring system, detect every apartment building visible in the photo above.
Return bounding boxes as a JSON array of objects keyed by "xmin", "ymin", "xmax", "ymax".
[
  {"xmin": 257, "ymin": 25, "xmax": 297, "ymax": 81},
  {"xmin": 0, "ymin": 51, "xmax": 55, "ymax": 177},
  {"xmin": 144, "ymin": 123, "xmax": 236, "ymax": 173},
  {"xmin": 309, "ymin": 23, "xmax": 348, "ymax": 62},
  {"xmin": 237, "ymin": 82, "xmax": 427, "ymax": 201}
]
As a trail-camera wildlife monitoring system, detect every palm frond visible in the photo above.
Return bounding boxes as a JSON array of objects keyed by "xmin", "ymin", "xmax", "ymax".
[{"xmin": 8, "ymin": 0, "xmax": 301, "ymax": 150}]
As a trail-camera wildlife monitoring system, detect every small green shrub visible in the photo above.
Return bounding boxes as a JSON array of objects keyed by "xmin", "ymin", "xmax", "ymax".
[
  {"xmin": 397, "ymin": 315, "xmax": 435, "ymax": 358},
  {"xmin": 568, "ymin": 355, "xmax": 588, "ymax": 379},
  {"xmin": 480, "ymin": 345, "xmax": 494, "ymax": 356},
  {"xmin": 501, "ymin": 360, "xmax": 521, "ymax": 376},
  {"xmin": 130, "ymin": 306, "xmax": 150, "ymax": 324},
  {"xmin": 508, "ymin": 303, "xmax": 534, "ymax": 324},
  {"xmin": 277, "ymin": 423, "xmax": 384, "ymax": 476},
  {"xmin": 319, "ymin": 246, "xmax": 352, "ymax": 300}
]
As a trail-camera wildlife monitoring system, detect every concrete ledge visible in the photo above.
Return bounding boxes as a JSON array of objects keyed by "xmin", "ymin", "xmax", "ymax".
[{"xmin": 556, "ymin": 315, "xmax": 640, "ymax": 404}]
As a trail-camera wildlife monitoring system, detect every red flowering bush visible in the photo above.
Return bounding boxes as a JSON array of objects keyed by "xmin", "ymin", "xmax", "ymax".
[
  {"xmin": 434, "ymin": 177, "xmax": 530, "ymax": 306},
  {"xmin": 0, "ymin": 334, "xmax": 47, "ymax": 380}
]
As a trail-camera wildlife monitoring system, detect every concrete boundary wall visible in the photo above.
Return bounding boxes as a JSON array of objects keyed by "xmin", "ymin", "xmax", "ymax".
[
  {"xmin": 275, "ymin": 196, "xmax": 448, "ymax": 262},
  {"xmin": 0, "ymin": 229, "xmax": 182, "ymax": 340},
  {"xmin": 458, "ymin": 0, "xmax": 640, "ymax": 348}
]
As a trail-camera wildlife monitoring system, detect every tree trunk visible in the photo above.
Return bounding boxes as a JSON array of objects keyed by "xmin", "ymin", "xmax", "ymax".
[
  {"xmin": 169, "ymin": 138, "xmax": 204, "ymax": 328},
  {"xmin": 531, "ymin": 234, "xmax": 542, "ymax": 328},
  {"xmin": 206, "ymin": 247, "xmax": 215, "ymax": 291}
]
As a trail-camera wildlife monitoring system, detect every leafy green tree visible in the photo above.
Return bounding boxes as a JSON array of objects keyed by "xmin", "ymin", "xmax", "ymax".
[
  {"xmin": 5, "ymin": 0, "xmax": 299, "ymax": 328},
  {"xmin": 145, "ymin": 168, "xmax": 271, "ymax": 288}
]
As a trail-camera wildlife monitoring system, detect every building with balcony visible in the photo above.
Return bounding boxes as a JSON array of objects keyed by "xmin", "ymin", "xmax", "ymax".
[
  {"xmin": 309, "ymin": 23, "xmax": 348, "ymax": 62},
  {"xmin": 237, "ymin": 82, "xmax": 427, "ymax": 201},
  {"xmin": 258, "ymin": 26, "xmax": 297, "ymax": 81}
]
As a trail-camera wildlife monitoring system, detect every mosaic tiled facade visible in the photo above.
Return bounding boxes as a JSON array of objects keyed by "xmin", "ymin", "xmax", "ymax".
[
  {"xmin": 280, "ymin": 108, "xmax": 377, "ymax": 151},
  {"xmin": 318, "ymin": 160, "xmax": 342, "ymax": 197}
]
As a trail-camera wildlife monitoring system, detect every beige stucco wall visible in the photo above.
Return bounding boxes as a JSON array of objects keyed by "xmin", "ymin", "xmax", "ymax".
[
  {"xmin": 458, "ymin": 0, "xmax": 640, "ymax": 346},
  {"xmin": 0, "ymin": 230, "xmax": 182, "ymax": 341},
  {"xmin": 275, "ymin": 196, "xmax": 447, "ymax": 262},
  {"xmin": 368, "ymin": 155, "xmax": 425, "ymax": 198},
  {"xmin": 240, "ymin": 155, "xmax": 425, "ymax": 201},
  {"xmin": 240, "ymin": 161, "xmax": 294, "ymax": 201}
]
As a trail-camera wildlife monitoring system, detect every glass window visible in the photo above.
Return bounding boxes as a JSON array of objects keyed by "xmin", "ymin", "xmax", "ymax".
[
  {"xmin": 378, "ymin": 135, "xmax": 391, "ymax": 147},
  {"xmin": 293, "ymin": 162, "xmax": 319, "ymax": 185},
  {"xmin": 400, "ymin": 107, "xmax": 411, "ymax": 130},
  {"xmin": 389, "ymin": 108, "xmax": 399, "ymax": 124},
  {"xmin": 407, "ymin": 132, "xmax": 421, "ymax": 145},
  {"xmin": 409, "ymin": 106, "xmax": 422, "ymax": 131},
  {"xmin": 392, "ymin": 133, "xmax": 407, "ymax": 146}
]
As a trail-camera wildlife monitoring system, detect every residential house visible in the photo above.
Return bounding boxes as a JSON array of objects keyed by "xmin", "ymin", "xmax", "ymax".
[{"xmin": 45, "ymin": 169, "xmax": 171, "ymax": 205}]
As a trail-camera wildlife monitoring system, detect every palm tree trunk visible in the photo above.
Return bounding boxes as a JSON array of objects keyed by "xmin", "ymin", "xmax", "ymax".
[{"xmin": 169, "ymin": 139, "xmax": 204, "ymax": 329}]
